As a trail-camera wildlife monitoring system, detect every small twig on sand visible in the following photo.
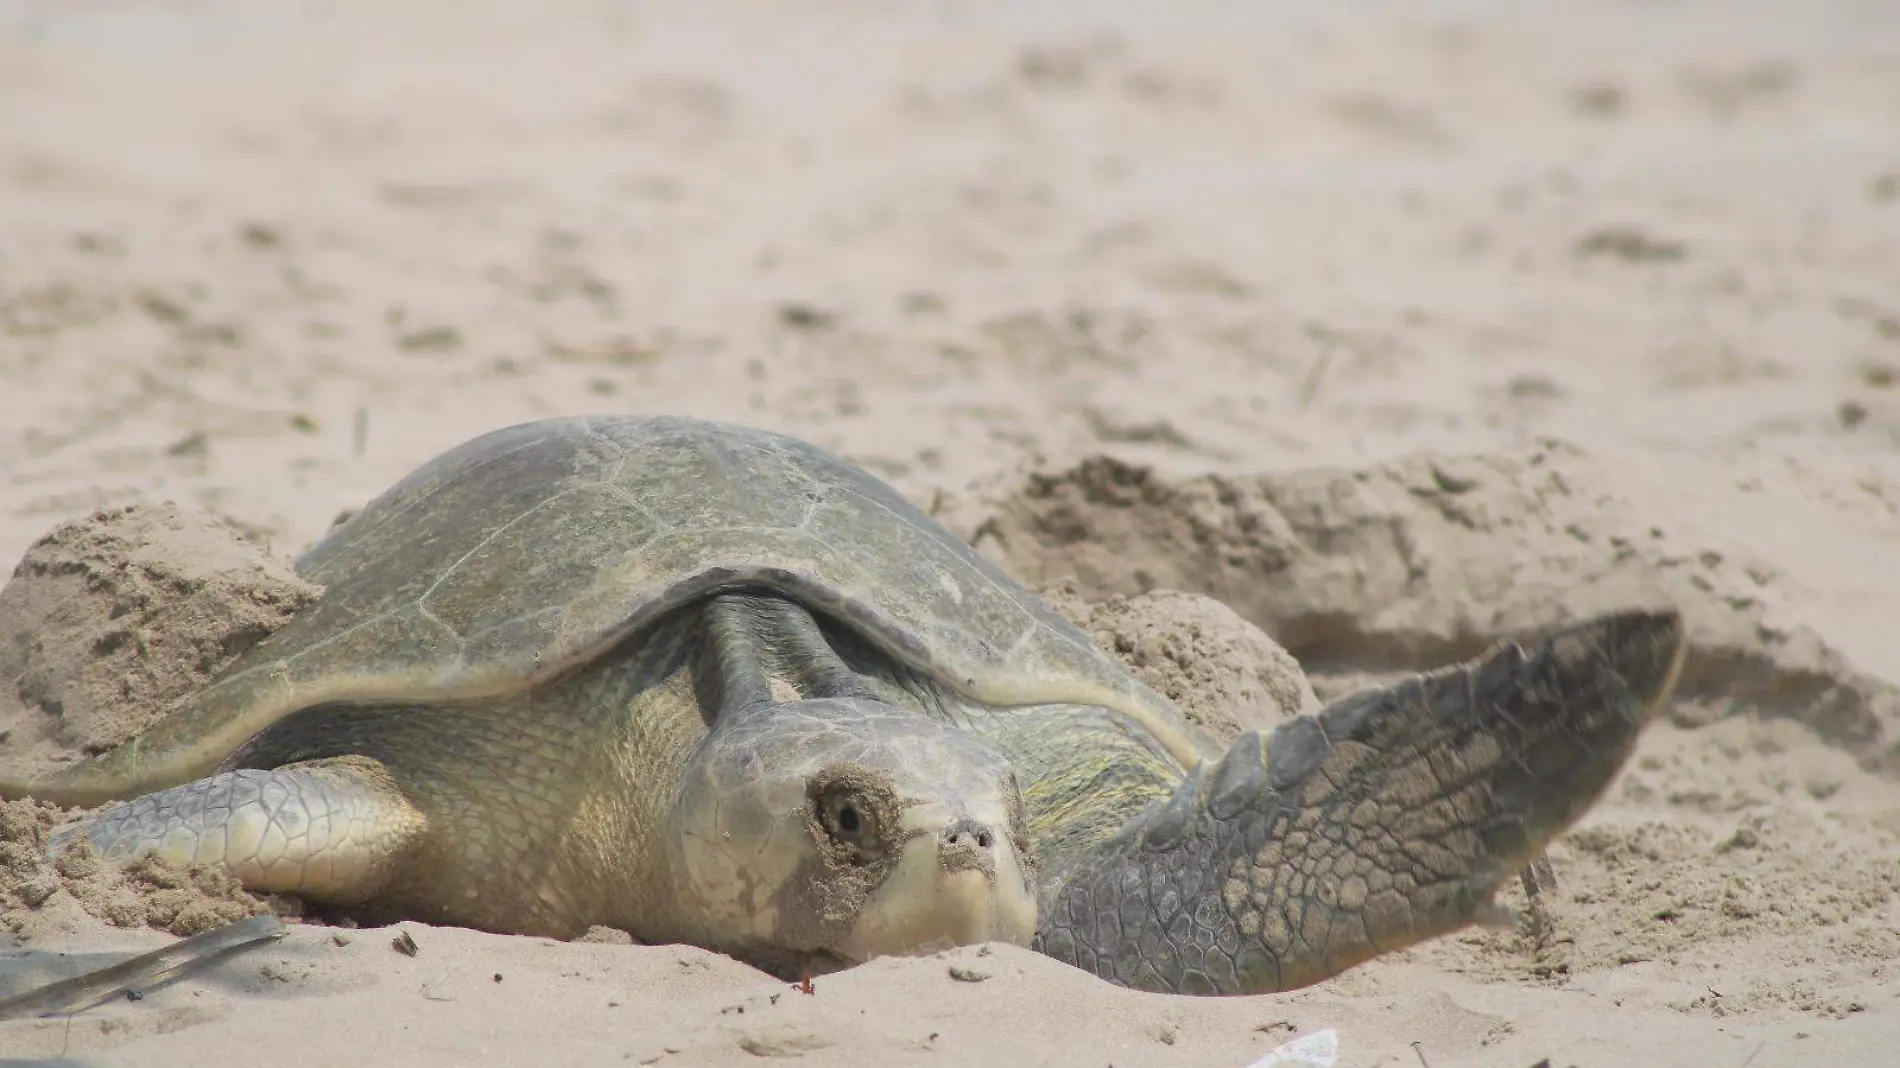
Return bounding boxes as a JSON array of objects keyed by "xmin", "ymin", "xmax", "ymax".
[
  {"xmin": 0, "ymin": 914, "xmax": 287, "ymax": 1021},
  {"xmin": 1296, "ymin": 349, "xmax": 1332, "ymax": 410}
]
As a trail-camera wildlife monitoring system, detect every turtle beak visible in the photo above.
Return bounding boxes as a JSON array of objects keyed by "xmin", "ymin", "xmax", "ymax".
[{"xmin": 835, "ymin": 804, "xmax": 1038, "ymax": 962}]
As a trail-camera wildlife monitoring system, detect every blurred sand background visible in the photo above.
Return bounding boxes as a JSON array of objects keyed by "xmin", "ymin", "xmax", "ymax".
[{"xmin": 1, "ymin": 0, "xmax": 1899, "ymax": 1065}]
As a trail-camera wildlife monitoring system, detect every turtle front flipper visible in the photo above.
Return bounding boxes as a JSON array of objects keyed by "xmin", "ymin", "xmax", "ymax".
[
  {"xmin": 51, "ymin": 755, "xmax": 426, "ymax": 904},
  {"xmin": 1033, "ymin": 609, "xmax": 1687, "ymax": 996}
]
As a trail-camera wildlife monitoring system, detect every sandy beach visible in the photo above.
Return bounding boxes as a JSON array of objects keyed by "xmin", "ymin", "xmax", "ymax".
[{"xmin": 2, "ymin": 1, "xmax": 1898, "ymax": 1065}]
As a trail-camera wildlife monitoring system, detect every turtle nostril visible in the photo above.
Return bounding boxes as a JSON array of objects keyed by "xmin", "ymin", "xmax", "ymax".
[{"xmin": 942, "ymin": 818, "xmax": 999, "ymax": 853}]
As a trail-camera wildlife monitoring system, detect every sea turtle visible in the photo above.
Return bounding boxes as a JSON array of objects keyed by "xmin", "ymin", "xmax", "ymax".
[{"xmin": 0, "ymin": 415, "xmax": 1686, "ymax": 995}]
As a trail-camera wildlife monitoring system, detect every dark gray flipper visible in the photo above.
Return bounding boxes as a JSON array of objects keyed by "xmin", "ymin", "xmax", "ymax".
[{"xmin": 1033, "ymin": 609, "xmax": 1686, "ymax": 995}]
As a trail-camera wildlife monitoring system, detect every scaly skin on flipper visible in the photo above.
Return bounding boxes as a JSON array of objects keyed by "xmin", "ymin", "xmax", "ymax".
[
  {"xmin": 52, "ymin": 756, "xmax": 424, "ymax": 903},
  {"xmin": 1032, "ymin": 609, "xmax": 1687, "ymax": 995}
]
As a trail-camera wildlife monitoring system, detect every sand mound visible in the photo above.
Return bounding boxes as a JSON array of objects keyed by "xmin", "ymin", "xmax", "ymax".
[
  {"xmin": 0, "ymin": 503, "xmax": 323, "ymax": 782},
  {"xmin": 944, "ymin": 440, "xmax": 1900, "ymax": 767},
  {"xmin": 0, "ymin": 504, "xmax": 311, "ymax": 939},
  {"xmin": 1042, "ymin": 582, "xmax": 1319, "ymax": 744}
]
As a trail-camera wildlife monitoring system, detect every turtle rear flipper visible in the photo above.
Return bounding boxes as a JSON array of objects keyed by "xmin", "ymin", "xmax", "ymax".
[
  {"xmin": 1032, "ymin": 609, "xmax": 1686, "ymax": 996},
  {"xmin": 52, "ymin": 755, "xmax": 426, "ymax": 904}
]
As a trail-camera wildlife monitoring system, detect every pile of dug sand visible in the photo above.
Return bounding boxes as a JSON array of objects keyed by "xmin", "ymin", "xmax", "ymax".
[
  {"xmin": 0, "ymin": 504, "xmax": 312, "ymax": 940},
  {"xmin": 1041, "ymin": 581, "xmax": 1322, "ymax": 740},
  {"xmin": 0, "ymin": 503, "xmax": 321, "ymax": 783}
]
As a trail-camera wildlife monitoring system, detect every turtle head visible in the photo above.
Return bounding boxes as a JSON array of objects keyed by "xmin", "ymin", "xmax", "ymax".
[{"xmin": 673, "ymin": 697, "xmax": 1037, "ymax": 968}]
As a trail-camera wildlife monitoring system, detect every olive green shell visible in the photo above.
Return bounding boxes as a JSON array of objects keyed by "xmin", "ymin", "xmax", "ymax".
[{"xmin": 5, "ymin": 416, "xmax": 1209, "ymax": 807}]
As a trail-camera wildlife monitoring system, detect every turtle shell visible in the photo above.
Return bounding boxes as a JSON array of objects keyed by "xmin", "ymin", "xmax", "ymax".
[{"xmin": 4, "ymin": 416, "xmax": 1209, "ymax": 807}]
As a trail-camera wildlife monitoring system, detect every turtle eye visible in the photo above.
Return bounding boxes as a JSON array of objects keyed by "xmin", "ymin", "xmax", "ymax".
[
  {"xmin": 815, "ymin": 786, "xmax": 876, "ymax": 849},
  {"xmin": 835, "ymin": 802, "xmax": 862, "ymax": 835}
]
